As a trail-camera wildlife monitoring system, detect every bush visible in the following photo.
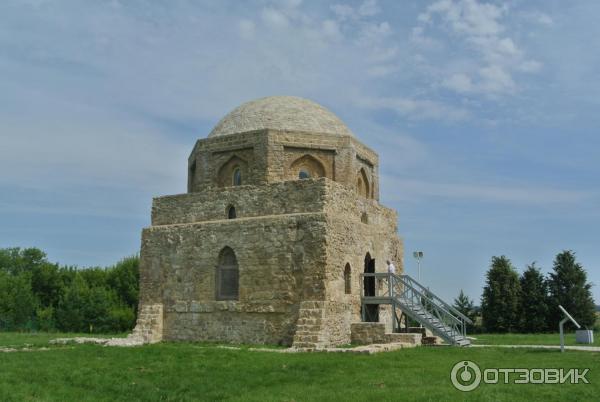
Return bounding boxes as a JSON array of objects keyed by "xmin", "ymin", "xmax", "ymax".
[
  {"xmin": 0, "ymin": 247, "xmax": 140, "ymax": 333},
  {"xmin": 36, "ymin": 306, "xmax": 56, "ymax": 332}
]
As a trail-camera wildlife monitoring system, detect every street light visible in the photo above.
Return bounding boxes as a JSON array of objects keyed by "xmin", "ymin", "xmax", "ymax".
[
  {"xmin": 413, "ymin": 251, "xmax": 424, "ymax": 328},
  {"xmin": 413, "ymin": 251, "xmax": 424, "ymax": 282}
]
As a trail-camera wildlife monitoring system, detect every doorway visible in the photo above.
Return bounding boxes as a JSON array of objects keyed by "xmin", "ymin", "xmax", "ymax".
[{"xmin": 363, "ymin": 252, "xmax": 379, "ymax": 322}]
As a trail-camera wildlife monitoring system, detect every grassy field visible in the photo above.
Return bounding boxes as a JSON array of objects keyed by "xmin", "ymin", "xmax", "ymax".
[
  {"xmin": 0, "ymin": 333, "xmax": 598, "ymax": 401},
  {"xmin": 473, "ymin": 332, "xmax": 599, "ymax": 346}
]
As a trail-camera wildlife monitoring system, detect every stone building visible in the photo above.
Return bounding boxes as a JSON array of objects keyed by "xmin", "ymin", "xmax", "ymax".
[{"xmin": 132, "ymin": 96, "xmax": 404, "ymax": 348}]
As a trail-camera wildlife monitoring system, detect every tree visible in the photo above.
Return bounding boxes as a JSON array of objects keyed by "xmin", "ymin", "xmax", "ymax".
[
  {"xmin": 0, "ymin": 271, "xmax": 38, "ymax": 330},
  {"xmin": 481, "ymin": 256, "xmax": 521, "ymax": 333},
  {"xmin": 31, "ymin": 261, "xmax": 63, "ymax": 308},
  {"xmin": 518, "ymin": 262, "xmax": 550, "ymax": 333},
  {"xmin": 453, "ymin": 289, "xmax": 477, "ymax": 326},
  {"xmin": 0, "ymin": 247, "xmax": 140, "ymax": 333},
  {"xmin": 107, "ymin": 256, "xmax": 139, "ymax": 311},
  {"xmin": 547, "ymin": 250, "xmax": 596, "ymax": 329},
  {"xmin": 55, "ymin": 273, "xmax": 89, "ymax": 332},
  {"xmin": 0, "ymin": 247, "xmax": 47, "ymax": 276}
]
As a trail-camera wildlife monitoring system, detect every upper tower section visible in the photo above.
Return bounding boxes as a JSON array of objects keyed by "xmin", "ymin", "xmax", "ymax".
[{"xmin": 188, "ymin": 96, "xmax": 379, "ymax": 200}]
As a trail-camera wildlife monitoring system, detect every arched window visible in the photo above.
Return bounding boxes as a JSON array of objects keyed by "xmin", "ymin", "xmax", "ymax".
[
  {"xmin": 227, "ymin": 205, "xmax": 236, "ymax": 219},
  {"xmin": 357, "ymin": 168, "xmax": 370, "ymax": 198},
  {"xmin": 232, "ymin": 167, "xmax": 242, "ymax": 186},
  {"xmin": 216, "ymin": 247, "xmax": 239, "ymax": 300},
  {"xmin": 290, "ymin": 154, "xmax": 325, "ymax": 181},
  {"xmin": 361, "ymin": 212, "xmax": 368, "ymax": 224},
  {"xmin": 217, "ymin": 156, "xmax": 247, "ymax": 188},
  {"xmin": 344, "ymin": 263, "xmax": 351, "ymax": 294},
  {"xmin": 299, "ymin": 169, "xmax": 310, "ymax": 180}
]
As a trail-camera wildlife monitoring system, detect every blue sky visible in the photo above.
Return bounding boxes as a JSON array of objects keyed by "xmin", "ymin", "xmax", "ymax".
[{"xmin": 1, "ymin": 0, "xmax": 598, "ymax": 303}]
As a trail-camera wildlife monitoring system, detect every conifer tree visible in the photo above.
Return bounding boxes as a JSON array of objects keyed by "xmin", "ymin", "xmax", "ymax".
[
  {"xmin": 481, "ymin": 256, "xmax": 521, "ymax": 332},
  {"xmin": 518, "ymin": 262, "xmax": 549, "ymax": 332},
  {"xmin": 453, "ymin": 289, "xmax": 477, "ymax": 325},
  {"xmin": 548, "ymin": 250, "xmax": 596, "ymax": 329}
]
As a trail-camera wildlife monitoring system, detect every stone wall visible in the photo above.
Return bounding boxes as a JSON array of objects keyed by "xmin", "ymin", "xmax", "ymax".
[
  {"xmin": 139, "ymin": 209, "xmax": 328, "ymax": 345},
  {"xmin": 152, "ymin": 180, "xmax": 328, "ymax": 226},
  {"xmin": 350, "ymin": 323, "xmax": 422, "ymax": 346},
  {"xmin": 138, "ymin": 177, "xmax": 403, "ymax": 348},
  {"xmin": 318, "ymin": 180, "xmax": 403, "ymax": 345}
]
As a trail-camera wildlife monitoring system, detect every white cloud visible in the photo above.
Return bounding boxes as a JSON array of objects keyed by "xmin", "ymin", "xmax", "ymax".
[
  {"xmin": 414, "ymin": 0, "xmax": 543, "ymax": 97},
  {"xmin": 356, "ymin": 96, "xmax": 470, "ymax": 121},
  {"xmin": 239, "ymin": 19, "xmax": 256, "ymax": 39},
  {"xmin": 332, "ymin": 0, "xmax": 381, "ymax": 20},
  {"xmin": 518, "ymin": 59, "xmax": 542, "ymax": 73},
  {"xmin": 383, "ymin": 177, "xmax": 589, "ymax": 205},
  {"xmin": 321, "ymin": 19, "xmax": 342, "ymax": 41},
  {"xmin": 261, "ymin": 7, "xmax": 289, "ymax": 28},
  {"xmin": 479, "ymin": 64, "xmax": 516, "ymax": 94},
  {"xmin": 358, "ymin": 0, "xmax": 380, "ymax": 17},
  {"xmin": 521, "ymin": 11, "xmax": 554, "ymax": 26},
  {"xmin": 331, "ymin": 4, "xmax": 354, "ymax": 21},
  {"xmin": 443, "ymin": 73, "xmax": 474, "ymax": 93}
]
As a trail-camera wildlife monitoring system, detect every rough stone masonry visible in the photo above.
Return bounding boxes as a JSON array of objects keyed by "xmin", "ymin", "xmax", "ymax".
[{"xmin": 131, "ymin": 96, "xmax": 404, "ymax": 348}]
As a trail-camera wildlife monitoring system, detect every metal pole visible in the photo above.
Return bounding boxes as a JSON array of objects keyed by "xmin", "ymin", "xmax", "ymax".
[{"xmin": 560, "ymin": 318, "xmax": 567, "ymax": 353}]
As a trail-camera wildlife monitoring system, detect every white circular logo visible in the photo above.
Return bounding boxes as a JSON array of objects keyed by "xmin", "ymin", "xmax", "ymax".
[{"xmin": 451, "ymin": 360, "xmax": 482, "ymax": 392}]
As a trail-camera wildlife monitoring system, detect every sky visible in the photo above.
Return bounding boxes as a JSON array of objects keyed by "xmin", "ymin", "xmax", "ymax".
[{"xmin": 1, "ymin": 0, "xmax": 599, "ymax": 304}]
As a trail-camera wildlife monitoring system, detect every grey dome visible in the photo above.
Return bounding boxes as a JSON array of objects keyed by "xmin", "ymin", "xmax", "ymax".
[{"xmin": 208, "ymin": 96, "xmax": 354, "ymax": 138}]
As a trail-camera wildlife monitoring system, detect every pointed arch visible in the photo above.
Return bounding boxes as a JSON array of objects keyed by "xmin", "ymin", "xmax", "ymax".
[
  {"xmin": 216, "ymin": 246, "xmax": 239, "ymax": 300},
  {"xmin": 227, "ymin": 205, "xmax": 236, "ymax": 219},
  {"xmin": 356, "ymin": 168, "xmax": 370, "ymax": 198},
  {"xmin": 217, "ymin": 155, "xmax": 248, "ymax": 188},
  {"xmin": 344, "ymin": 263, "xmax": 352, "ymax": 294},
  {"xmin": 290, "ymin": 154, "xmax": 325, "ymax": 180}
]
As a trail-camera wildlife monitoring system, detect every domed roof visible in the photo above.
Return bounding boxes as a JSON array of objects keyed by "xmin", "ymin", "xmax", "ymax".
[{"xmin": 208, "ymin": 96, "xmax": 354, "ymax": 138}]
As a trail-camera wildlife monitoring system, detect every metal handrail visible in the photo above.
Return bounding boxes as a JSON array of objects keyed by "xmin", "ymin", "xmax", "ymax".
[
  {"xmin": 360, "ymin": 272, "xmax": 471, "ymax": 345},
  {"xmin": 398, "ymin": 274, "xmax": 473, "ymax": 324}
]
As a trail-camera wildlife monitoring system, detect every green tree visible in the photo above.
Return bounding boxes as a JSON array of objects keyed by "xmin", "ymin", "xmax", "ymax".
[
  {"xmin": 0, "ymin": 247, "xmax": 47, "ymax": 275},
  {"xmin": 0, "ymin": 271, "xmax": 38, "ymax": 330},
  {"xmin": 481, "ymin": 256, "xmax": 521, "ymax": 333},
  {"xmin": 518, "ymin": 262, "xmax": 550, "ymax": 333},
  {"xmin": 55, "ymin": 273, "xmax": 89, "ymax": 332},
  {"xmin": 453, "ymin": 289, "xmax": 477, "ymax": 326},
  {"xmin": 107, "ymin": 256, "xmax": 139, "ymax": 311},
  {"xmin": 548, "ymin": 250, "xmax": 596, "ymax": 329},
  {"xmin": 31, "ymin": 261, "xmax": 63, "ymax": 308}
]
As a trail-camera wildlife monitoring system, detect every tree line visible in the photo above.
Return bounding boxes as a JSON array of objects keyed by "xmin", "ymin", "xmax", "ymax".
[
  {"xmin": 453, "ymin": 250, "xmax": 596, "ymax": 333},
  {"xmin": 1, "ymin": 246, "xmax": 596, "ymax": 335},
  {"xmin": 0, "ymin": 247, "xmax": 138, "ymax": 333}
]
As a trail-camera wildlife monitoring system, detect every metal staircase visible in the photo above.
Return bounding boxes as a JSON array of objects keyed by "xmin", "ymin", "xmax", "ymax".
[{"xmin": 360, "ymin": 273, "xmax": 472, "ymax": 346}]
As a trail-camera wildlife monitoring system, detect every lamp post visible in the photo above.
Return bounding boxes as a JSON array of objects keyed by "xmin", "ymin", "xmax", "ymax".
[
  {"xmin": 413, "ymin": 251, "xmax": 424, "ymax": 328},
  {"xmin": 413, "ymin": 251, "xmax": 424, "ymax": 282}
]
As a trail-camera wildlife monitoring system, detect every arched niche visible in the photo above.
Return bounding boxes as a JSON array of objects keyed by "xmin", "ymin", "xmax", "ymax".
[
  {"xmin": 344, "ymin": 263, "xmax": 352, "ymax": 295},
  {"xmin": 216, "ymin": 247, "xmax": 239, "ymax": 300},
  {"xmin": 356, "ymin": 168, "xmax": 370, "ymax": 198},
  {"xmin": 290, "ymin": 154, "xmax": 326, "ymax": 180},
  {"xmin": 217, "ymin": 156, "xmax": 248, "ymax": 188}
]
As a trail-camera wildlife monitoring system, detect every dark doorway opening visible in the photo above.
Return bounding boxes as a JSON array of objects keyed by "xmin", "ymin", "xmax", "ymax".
[{"xmin": 363, "ymin": 252, "xmax": 379, "ymax": 322}]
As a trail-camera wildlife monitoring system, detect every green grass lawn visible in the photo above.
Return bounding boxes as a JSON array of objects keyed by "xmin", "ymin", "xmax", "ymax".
[
  {"xmin": 472, "ymin": 332, "xmax": 599, "ymax": 347},
  {"xmin": 0, "ymin": 333, "xmax": 598, "ymax": 401}
]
